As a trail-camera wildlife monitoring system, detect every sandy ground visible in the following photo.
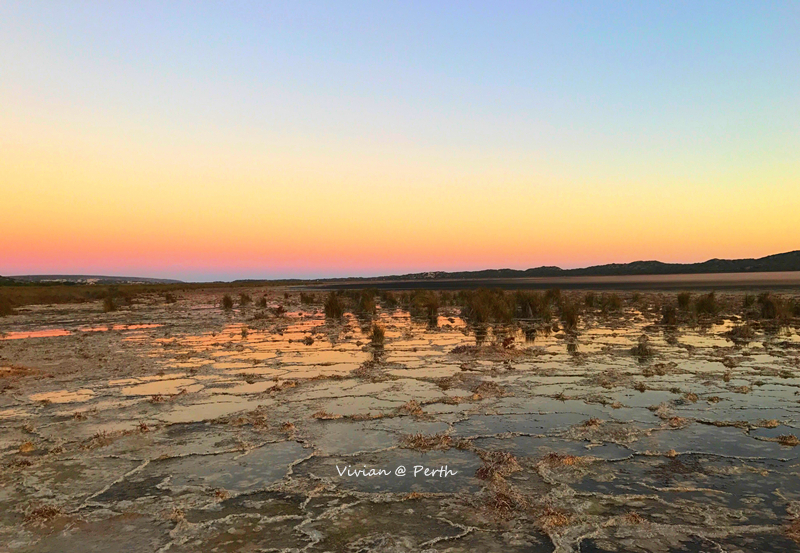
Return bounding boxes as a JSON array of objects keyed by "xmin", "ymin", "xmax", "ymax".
[{"xmin": 2, "ymin": 289, "xmax": 800, "ymax": 552}]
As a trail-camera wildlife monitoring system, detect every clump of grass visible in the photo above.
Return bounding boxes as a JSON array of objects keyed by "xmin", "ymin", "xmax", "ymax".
[
  {"xmin": 476, "ymin": 451, "xmax": 521, "ymax": 480},
  {"xmin": 778, "ymin": 434, "xmax": 800, "ymax": 447},
  {"xmin": 473, "ymin": 381, "xmax": 506, "ymax": 397},
  {"xmin": 401, "ymin": 432, "xmax": 452, "ymax": 451},
  {"xmin": 743, "ymin": 294, "xmax": 756, "ymax": 308},
  {"xmin": 542, "ymin": 452, "xmax": 583, "ymax": 467},
  {"xmin": 677, "ymin": 292, "xmax": 692, "ymax": 310},
  {"xmin": 221, "ymin": 294, "xmax": 234, "ymax": 310},
  {"xmin": 514, "ymin": 291, "xmax": 551, "ymax": 320},
  {"xmin": 102, "ymin": 294, "xmax": 116, "ymax": 313},
  {"xmin": 661, "ymin": 304, "xmax": 677, "ymax": 326},
  {"xmin": 324, "ymin": 292, "xmax": 344, "ymax": 319},
  {"xmin": 599, "ymin": 293, "xmax": 622, "ymax": 313},
  {"xmin": 257, "ymin": 296, "xmax": 267, "ymax": 308},
  {"xmin": 0, "ymin": 296, "xmax": 15, "ymax": 316},
  {"xmin": 163, "ymin": 292, "xmax": 177, "ymax": 303},
  {"xmin": 349, "ymin": 289, "xmax": 377, "ymax": 316},
  {"xmin": 299, "ymin": 292, "xmax": 316, "ymax": 304},
  {"xmin": 378, "ymin": 291, "xmax": 398, "ymax": 308},
  {"xmin": 398, "ymin": 400, "xmax": 424, "ymax": 416},
  {"xmin": 584, "ymin": 291, "xmax": 597, "ymax": 307},
  {"xmin": 694, "ymin": 292, "xmax": 719, "ymax": 315},
  {"xmin": 411, "ymin": 290, "xmax": 439, "ymax": 324},
  {"xmin": 544, "ymin": 288, "xmax": 562, "ymax": 304},
  {"xmin": 24, "ymin": 505, "xmax": 63, "ymax": 525},
  {"xmin": 632, "ymin": 335, "xmax": 653, "ymax": 361},
  {"xmin": 370, "ymin": 323, "xmax": 385, "ymax": 346},
  {"xmin": 459, "ymin": 288, "xmax": 514, "ymax": 323},
  {"xmin": 559, "ymin": 300, "xmax": 579, "ymax": 331},
  {"xmin": 757, "ymin": 293, "xmax": 793, "ymax": 323},
  {"xmin": 312, "ymin": 410, "xmax": 342, "ymax": 420},
  {"xmin": 239, "ymin": 293, "xmax": 252, "ymax": 307},
  {"xmin": 727, "ymin": 323, "xmax": 755, "ymax": 344}
]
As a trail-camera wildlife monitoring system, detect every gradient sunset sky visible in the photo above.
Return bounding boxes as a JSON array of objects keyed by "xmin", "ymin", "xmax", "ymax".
[{"xmin": 2, "ymin": 2, "xmax": 798, "ymax": 281}]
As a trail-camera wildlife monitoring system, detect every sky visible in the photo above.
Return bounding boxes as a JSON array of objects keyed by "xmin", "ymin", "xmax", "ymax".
[{"xmin": 1, "ymin": 1, "xmax": 798, "ymax": 281}]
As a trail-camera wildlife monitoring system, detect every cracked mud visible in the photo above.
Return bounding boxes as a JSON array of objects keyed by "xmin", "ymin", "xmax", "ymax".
[{"xmin": 2, "ymin": 289, "xmax": 800, "ymax": 552}]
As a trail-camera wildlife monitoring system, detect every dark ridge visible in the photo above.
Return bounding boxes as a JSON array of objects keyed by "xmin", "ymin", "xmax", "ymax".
[
  {"xmin": 8, "ymin": 275, "xmax": 183, "ymax": 285},
  {"xmin": 310, "ymin": 250, "xmax": 800, "ymax": 283}
]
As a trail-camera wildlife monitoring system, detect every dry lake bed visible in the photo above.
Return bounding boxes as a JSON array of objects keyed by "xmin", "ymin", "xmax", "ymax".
[{"xmin": 2, "ymin": 288, "xmax": 800, "ymax": 552}]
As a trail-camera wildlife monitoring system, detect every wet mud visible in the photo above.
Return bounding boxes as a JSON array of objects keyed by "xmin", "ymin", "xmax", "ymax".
[{"xmin": 1, "ymin": 289, "xmax": 800, "ymax": 552}]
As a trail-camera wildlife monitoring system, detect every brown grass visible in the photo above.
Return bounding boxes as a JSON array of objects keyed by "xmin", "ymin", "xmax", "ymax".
[
  {"xmin": 542, "ymin": 452, "xmax": 583, "ymax": 466},
  {"xmin": 401, "ymin": 432, "xmax": 453, "ymax": 451},
  {"xmin": 476, "ymin": 451, "xmax": 521, "ymax": 480},
  {"xmin": 312, "ymin": 410, "xmax": 342, "ymax": 420},
  {"xmin": 778, "ymin": 434, "xmax": 800, "ymax": 446},
  {"xmin": 24, "ymin": 505, "xmax": 63, "ymax": 525},
  {"xmin": 398, "ymin": 400, "xmax": 424, "ymax": 416}
]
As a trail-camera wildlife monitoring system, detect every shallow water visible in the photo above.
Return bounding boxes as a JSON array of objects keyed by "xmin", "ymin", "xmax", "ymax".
[{"xmin": 2, "ymin": 291, "xmax": 800, "ymax": 551}]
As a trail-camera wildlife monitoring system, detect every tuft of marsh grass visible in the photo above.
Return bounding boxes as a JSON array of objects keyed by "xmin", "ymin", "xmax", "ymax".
[
  {"xmin": 459, "ymin": 289, "xmax": 514, "ymax": 323},
  {"xmin": 411, "ymin": 290, "xmax": 439, "ymax": 323},
  {"xmin": 222, "ymin": 294, "xmax": 234, "ymax": 310},
  {"xmin": 559, "ymin": 301, "xmax": 579, "ymax": 331},
  {"xmin": 324, "ymin": 292, "xmax": 344, "ymax": 319},
  {"xmin": 0, "ymin": 296, "xmax": 15, "ymax": 316},
  {"xmin": 400, "ymin": 432, "xmax": 452, "ymax": 451},
  {"xmin": 694, "ymin": 292, "xmax": 719, "ymax": 315},
  {"xmin": 514, "ymin": 291, "xmax": 551, "ymax": 320},
  {"xmin": 661, "ymin": 304, "xmax": 677, "ymax": 326},
  {"xmin": 677, "ymin": 292, "xmax": 692, "ymax": 311},
  {"xmin": 378, "ymin": 290, "xmax": 398, "ymax": 308},
  {"xmin": 299, "ymin": 292, "xmax": 316, "ymax": 304},
  {"xmin": 631, "ymin": 335, "xmax": 653, "ymax": 360},
  {"xmin": 599, "ymin": 293, "xmax": 622, "ymax": 313},
  {"xmin": 727, "ymin": 323, "xmax": 755, "ymax": 344},
  {"xmin": 102, "ymin": 294, "xmax": 116, "ymax": 313},
  {"xmin": 370, "ymin": 323, "xmax": 385, "ymax": 346}
]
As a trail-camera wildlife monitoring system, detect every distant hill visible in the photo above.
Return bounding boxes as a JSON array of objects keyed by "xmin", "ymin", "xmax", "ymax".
[
  {"xmin": 318, "ymin": 250, "xmax": 800, "ymax": 282},
  {"xmin": 7, "ymin": 275, "xmax": 183, "ymax": 285}
]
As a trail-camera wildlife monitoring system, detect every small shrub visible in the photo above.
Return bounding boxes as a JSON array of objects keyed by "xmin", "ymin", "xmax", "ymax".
[
  {"xmin": 411, "ymin": 290, "xmax": 439, "ymax": 323},
  {"xmin": 257, "ymin": 296, "xmax": 267, "ymax": 308},
  {"xmin": 584, "ymin": 292, "xmax": 597, "ymax": 307},
  {"xmin": 677, "ymin": 292, "xmax": 691, "ymax": 310},
  {"xmin": 560, "ymin": 301, "xmax": 579, "ymax": 331},
  {"xmin": 727, "ymin": 323, "xmax": 755, "ymax": 344},
  {"xmin": 600, "ymin": 293, "xmax": 622, "ymax": 313},
  {"xmin": 631, "ymin": 335, "xmax": 653, "ymax": 360},
  {"xmin": 379, "ymin": 291, "xmax": 398, "ymax": 308},
  {"xmin": 459, "ymin": 289, "xmax": 513, "ymax": 323},
  {"xmin": 299, "ymin": 292, "xmax": 316, "ymax": 304},
  {"xmin": 102, "ymin": 295, "xmax": 116, "ymax": 313},
  {"xmin": 757, "ymin": 293, "xmax": 791, "ymax": 322},
  {"xmin": 222, "ymin": 294, "xmax": 234, "ymax": 310},
  {"xmin": 324, "ymin": 292, "xmax": 344, "ymax": 319},
  {"xmin": 0, "ymin": 296, "xmax": 15, "ymax": 317},
  {"xmin": 694, "ymin": 292, "xmax": 719, "ymax": 315},
  {"xmin": 743, "ymin": 294, "xmax": 756, "ymax": 308},
  {"xmin": 354, "ymin": 292, "xmax": 376, "ymax": 316},
  {"xmin": 239, "ymin": 293, "xmax": 252, "ymax": 307},
  {"xmin": 661, "ymin": 305, "xmax": 677, "ymax": 326},
  {"xmin": 544, "ymin": 288, "xmax": 562, "ymax": 304},
  {"xmin": 164, "ymin": 292, "xmax": 177, "ymax": 304},
  {"xmin": 370, "ymin": 323, "xmax": 385, "ymax": 346},
  {"xmin": 514, "ymin": 291, "xmax": 551, "ymax": 320}
]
